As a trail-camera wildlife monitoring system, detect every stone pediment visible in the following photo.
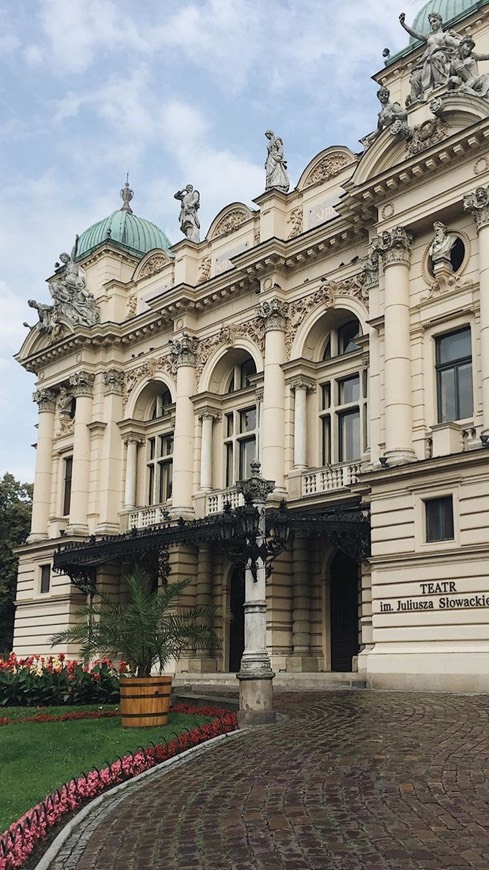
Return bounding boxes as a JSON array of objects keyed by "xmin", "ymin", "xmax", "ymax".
[
  {"xmin": 206, "ymin": 203, "xmax": 254, "ymax": 241},
  {"xmin": 352, "ymin": 94, "xmax": 489, "ymax": 189},
  {"xmin": 297, "ymin": 147, "xmax": 357, "ymax": 191}
]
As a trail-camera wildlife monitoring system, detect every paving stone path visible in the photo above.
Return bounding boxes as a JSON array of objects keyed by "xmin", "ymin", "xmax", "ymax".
[{"xmin": 51, "ymin": 691, "xmax": 489, "ymax": 869}]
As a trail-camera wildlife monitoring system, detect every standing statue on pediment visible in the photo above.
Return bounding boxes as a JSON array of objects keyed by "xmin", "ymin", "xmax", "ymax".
[
  {"xmin": 264, "ymin": 130, "xmax": 290, "ymax": 194},
  {"xmin": 399, "ymin": 11, "xmax": 461, "ymax": 103},
  {"xmin": 448, "ymin": 37, "xmax": 489, "ymax": 99},
  {"xmin": 174, "ymin": 184, "xmax": 200, "ymax": 243}
]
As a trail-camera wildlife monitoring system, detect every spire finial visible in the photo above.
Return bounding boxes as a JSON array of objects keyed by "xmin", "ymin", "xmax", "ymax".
[{"xmin": 120, "ymin": 175, "xmax": 134, "ymax": 213}]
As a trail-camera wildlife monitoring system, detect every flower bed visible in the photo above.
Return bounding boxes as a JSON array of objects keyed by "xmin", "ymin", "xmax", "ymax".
[
  {"xmin": 0, "ymin": 654, "xmax": 124, "ymax": 707},
  {"xmin": 0, "ymin": 709, "xmax": 120, "ymax": 727},
  {"xmin": 0, "ymin": 705, "xmax": 237, "ymax": 870}
]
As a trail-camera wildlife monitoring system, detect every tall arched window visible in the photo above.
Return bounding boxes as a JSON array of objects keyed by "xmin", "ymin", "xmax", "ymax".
[
  {"xmin": 145, "ymin": 386, "xmax": 174, "ymax": 506},
  {"xmin": 208, "ymin": 352, "xmax": 258, "ymax": 487},
  {"xmin": 318, "ymin": 313, "xmax": 366, "ymax": 465}
]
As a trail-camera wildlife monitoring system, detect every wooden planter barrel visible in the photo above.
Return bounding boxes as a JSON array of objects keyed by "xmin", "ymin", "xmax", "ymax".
[{"xmin": 120, "ymin": 675, "xmax": 172, "ymax": 728}]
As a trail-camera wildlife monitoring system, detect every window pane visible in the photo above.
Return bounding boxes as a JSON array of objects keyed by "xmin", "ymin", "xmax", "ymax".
[
  {"xmin": 338, "ymin": 320, "xmax": 360, "ymax": 354},
  {"xmin": 322, "ymin": 383, "xmax": 330, "ymax": 410},
  {"xmin": 147, "ymin": 464, "xmax": 155, "ymax": 505},
  {"xmin": 226, "ymin": 443, "xmax": 234, "ymax": 487},
  {"xmin": 159, "ymin": 461, "xmax": 173, "ymax": 502},
  {"xmin": 40, "ymin": 565, "xmax": 51, "ymax": 594},
  {"xmin": 239, "ymin": 437, "xmax": 256, "ymax": 480},
  {"xmin": 339, "ymin": 376, "xmax": 360, "ymax": 404},
  {"xmin": 458, "ymin": 363, "xmax": 473, "ymax": 419},
  {"xmin": 239, "ymin": 407, "xmax": 256, "ymax": 433},
  {"xmin": 148, "ymin": 437, "xmax": 155, "ymax": 460},
  {"xmin": 239, "ymin": 358, "xmax": 256, "ymax": 388},
  {"xmin": 438, "ymin": 369, "xmax": 457, "ymax": 422},
  {"xmin": 338, "ymin": 410, "xmax": 360, "ymax": 461},
  {"xmin": 437, "ymin": 328, "xmax": 471, "ymax": 364},
  {"xmin": 226, "ymin": 414, "xmax": 234, "ymax": 437},
  {"xmin": 322, "ymin": 417, "xmax": 331, "ymax": 465},
  {"xmin": 323, "ymin": 339, "xmax": 331, "ymax": 360},
  {"xmin": 63, "ymin": 457, "xmax": 73, "ymax": 516},
  {"xmin": 426, "ymin": 496, "xmax": 454, "ymax": 542}
]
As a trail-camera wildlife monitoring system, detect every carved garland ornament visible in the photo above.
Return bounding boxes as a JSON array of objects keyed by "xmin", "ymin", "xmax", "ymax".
[
  {"xmin": 210, "ymin": 208, "xmax": 250, "ymax": 240},
  {"xmin": 407, "ymin": 118, "xmax": 448, "ymax": 157},
  {"xmin": 304, "ymin": 153, "xmax": 352, "ymax": 187},
  {"xmin": 198, "ymin": 255, "xmax": 212, "ymax": 284},
  {"xmin": 195, "ymin": 325, "xmax": 237, "ymax": 385},
  {"xmin": 288, "ymin": 206, "xmax": 303, "ymax": 239},
  {"xmin": 284, "ymin": 286, "xmax": 333, "ymax": 360},
  {"xmin": 123, "ymin": 357, "xmax": 174, "ymax": 412},
  {"xmin": 139, "ymin": 254, "xmax": 168, "ymax": 279}
]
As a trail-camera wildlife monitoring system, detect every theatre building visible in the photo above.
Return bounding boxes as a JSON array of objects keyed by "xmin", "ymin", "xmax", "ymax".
[{"xmin": 13, "ymin": 0, "xmax": 489, "ymax": 691}]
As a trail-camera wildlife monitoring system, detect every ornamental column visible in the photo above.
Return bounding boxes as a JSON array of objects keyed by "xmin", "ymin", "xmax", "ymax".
[
  {"xmin": 464, "ymin": 186, "xmax": 489, "ymax": 433},
  {"xmin": 199, "ymin": 411, "xmax": 220, "ymax": 491},
  {"xmin": 258, "ymin": 299, "xmax": 288, "ymax": 491},
  {"xmin": 123, "ymin": 437, "xmax": 141, "ymax": 510},
  {"xmin": 170, "ymin": 334, "xmax": 198, "ymax": 517},
  {"xmin": 66, "ymin": 371, "xmax": 95, "ymax": 535},
  {"xmin": 291, "ymin": 378, "xmax": 315, "ymax": 469},
  {"xmin": 374, "ymin": 227, "xmax": 415, "ymax": 464},
  {"xmin": 96, "ymin": 369, "xmax": 125, "ymax": 535},
  {"xmin": 27, "ymin": 388, "xmax": 57, "ymax": 543}
]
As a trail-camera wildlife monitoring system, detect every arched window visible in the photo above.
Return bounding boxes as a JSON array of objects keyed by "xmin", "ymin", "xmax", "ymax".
[
  {"xmin": 318, "ymin": 314, "xmax": 366, "ymax": 465},
  {"xmin": 144, "ymin": 386, "xmax": 174, "ymax": 506},
  {"xmin": 218, "ymin": 353, "xmax": 258, "ymax": 486}
]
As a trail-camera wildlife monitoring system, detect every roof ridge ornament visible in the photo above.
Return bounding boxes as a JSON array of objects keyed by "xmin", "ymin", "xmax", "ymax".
[{"xmin": 120, "ymin": 174, "xmax": 134, "ymax": 213}]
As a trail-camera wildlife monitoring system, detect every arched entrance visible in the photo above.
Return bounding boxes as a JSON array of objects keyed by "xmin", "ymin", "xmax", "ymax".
[
  {"xmin": 229, "ymin": 565, "xmax": 245, "ymax": 672},
  {"xmin": 330, "ymin": 551, "xmax": 359, "ymax": 672}
]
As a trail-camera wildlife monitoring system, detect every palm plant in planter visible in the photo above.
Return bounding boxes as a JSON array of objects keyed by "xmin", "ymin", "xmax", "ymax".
[{"xmin": 51, "ymin": 567, "xmax": 220, "ymax": 727}]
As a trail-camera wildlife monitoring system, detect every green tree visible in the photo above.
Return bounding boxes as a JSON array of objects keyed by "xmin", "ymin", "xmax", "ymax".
[{"xmin": 0, "ymin": 474, "xmax": 33, "ymax": 654}]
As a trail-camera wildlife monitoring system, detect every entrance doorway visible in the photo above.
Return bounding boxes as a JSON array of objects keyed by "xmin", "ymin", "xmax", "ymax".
[
  {"xmin": 229, "ymin": 565, "xmax": 245, "ymax": 672},
  {"xmin": 330, "ymin": 551, "xmax": 359, "ymax": 672}
]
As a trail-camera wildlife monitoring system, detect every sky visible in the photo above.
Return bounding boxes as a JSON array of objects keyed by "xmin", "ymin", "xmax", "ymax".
[{"xmin": 0, "ymin": 0, "xmax": 427, "ymax": 483}]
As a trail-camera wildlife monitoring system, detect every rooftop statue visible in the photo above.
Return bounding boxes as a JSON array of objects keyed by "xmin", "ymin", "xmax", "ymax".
[
  {"xmin": 174, "ymin": 184, "xmax": 200, "ymax": 243},
  {"xmin": 27, "ymin": 235, "xmax": 100, "ymax": 335},
  {"xmin": 264, "ymin": 130, "xmax": 290, "ymax": 194},
  {"xmin": 362, "ymin": 86, "xmax": 412, "ymax": 148},
  {"xmin": 429, "ymin": 221, "xmax": 457, "ymax": 272},
  {"xmin": 49, "ymin": 236, "xmax": 100, "ymax": 328},
  {"xmin": 448, "ymin": 37, "xmax": 489, "ymax": 99},
  {"xmin": 399, "ymin": 11, "xmax": 461, "ymax": 104}
]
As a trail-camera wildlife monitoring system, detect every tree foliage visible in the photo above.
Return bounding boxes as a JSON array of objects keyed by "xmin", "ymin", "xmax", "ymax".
[
  {"xmin": 0, "ymin": 474, "xmax": 33, "ymax": 654},
  {"xmin": 51, "ymin": 567, "xmax": 221, "ymax": 677}
]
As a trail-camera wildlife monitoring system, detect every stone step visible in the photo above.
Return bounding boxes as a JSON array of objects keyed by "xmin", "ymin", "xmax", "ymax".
[{"xmin": 173, "ymin": 672, "xmax": 366, "ymax": 692}]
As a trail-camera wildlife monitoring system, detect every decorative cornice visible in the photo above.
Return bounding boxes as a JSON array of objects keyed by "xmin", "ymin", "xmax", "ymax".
[
  {"xmin": 169, "ymin": 334, "xmax": 199, "ymax": 368},
  {"xmin": 69, "ymin": 371, "xmax": 95, "ymax": 397},
  {"xmin": 257, "ymin": 298, "xmax": 289, "ymax": 332},
  {"xmin": 32, "ymin": 388, "xmax": 57, "ymax": 412},
  {"xmin": 372, "ymin": 226, "xmax": 413, "ymax": 267},
  {"xmin": 464, "ymin": 186, "xmax": 489, "ymax": 231},
  {"xmin": 103, "ymin": 369, "xmax": 125, "ymax": 395}
]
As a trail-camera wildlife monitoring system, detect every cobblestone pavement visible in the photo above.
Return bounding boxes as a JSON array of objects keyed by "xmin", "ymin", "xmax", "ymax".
[{"xmin": 52, "ymin": 691, "xmax": 489, "ymax": 869}]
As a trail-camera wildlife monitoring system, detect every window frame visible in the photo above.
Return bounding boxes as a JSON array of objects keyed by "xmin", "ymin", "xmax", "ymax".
[
  {"xmin": 435, "ymin": 326, "xmax": 473, "ymax": 424},
  {"xmin": 425, "ymin": 495, "xmax": 454, "ymax": 543}
]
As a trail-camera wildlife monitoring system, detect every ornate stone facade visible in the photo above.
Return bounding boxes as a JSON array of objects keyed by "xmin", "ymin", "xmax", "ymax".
[{"xmin": 303, "ymin": 152, "xmax": 352, "ymax": 187}]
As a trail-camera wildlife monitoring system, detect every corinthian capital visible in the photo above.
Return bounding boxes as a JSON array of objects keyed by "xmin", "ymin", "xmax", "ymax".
[
  {"xmin": 69, "ymin": 371, "xmax": 95, "ymax": 397},
  {"xmin": 257, "ymin": 298, "xmax": 289, "ymax": 331},
  {"xmin": 169, "ymin": 333, "xmax": 199, "ymax": 368},
  {"xmin": 372, "ymin": 226, "xmax": 413, "ymax": 267},
  {"xmin": 103, "ymin": 369, "xmax": 125, "ymax": 395},
  {"xmin": 32, "ymin": 388, "xmax": 57, "ymax": 412},
  {"xmin": 463, "ymin": 186, "xmax": 489, "ymax": 230}
]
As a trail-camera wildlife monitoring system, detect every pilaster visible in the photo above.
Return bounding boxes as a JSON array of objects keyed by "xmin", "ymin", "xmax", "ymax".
[{"xmin": 27, "ymin": 388, "xmax": 57, "ymax": 543}]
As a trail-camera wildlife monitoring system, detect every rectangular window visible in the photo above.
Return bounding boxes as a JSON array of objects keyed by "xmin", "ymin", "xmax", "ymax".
[
  {"xmin": 425, "ymin": 496, "xmax": 454, "ymax": 542},
  {"xmin": 224, "ymin": 406, "xmax": 257, "ymax": 486},
  {"xmin": 338, "ymin": 409, "xmax": 360, "ymax": 461},
  {"xmin": 40, "ymin": 565, "xmax": 51, "ymax": 594},
  {"xmin": 436, "ymin": 327, "xmax": 473, "ymax": 422},
  {"xmin": 62, "ymin": 456, "xmax": 73, "ymax": 517},
  {"xmin": 147, "ymin": 432, "xmax": 173, "ymax": 506}
]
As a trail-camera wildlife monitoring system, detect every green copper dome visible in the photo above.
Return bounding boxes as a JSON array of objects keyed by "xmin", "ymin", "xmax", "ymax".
[
  {"xmin": 76, "ymin": 181, "xmax": 172, "ymax": 259},
  {"xmin": 410, "ymin": 0, "xmax": 488, "ymax": 42}
]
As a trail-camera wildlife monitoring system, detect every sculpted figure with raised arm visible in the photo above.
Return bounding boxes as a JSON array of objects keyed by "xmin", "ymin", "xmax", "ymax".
[
  {"xmin": 399, "ymin": 11, "xmax": 461, "ymax": 103},
  {"xmin": 448, "ymin": 37, "xmax": 489, "ymax": 98},
  {"xmin": 174, "ymin": 184, "xmax": 201, "ymax": 243}
]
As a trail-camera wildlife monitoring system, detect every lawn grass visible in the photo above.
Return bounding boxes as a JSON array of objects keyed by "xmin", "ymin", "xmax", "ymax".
[{"xmin": 0, "ymin": 708, "xmax": 211, "ymax": 834}]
